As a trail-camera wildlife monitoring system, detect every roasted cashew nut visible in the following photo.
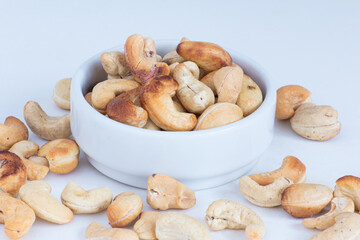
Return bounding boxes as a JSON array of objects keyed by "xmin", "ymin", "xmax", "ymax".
[
  {"xmin": 86, "ymin": 221, "xmax": 139, "ymax": 240},
  {"xmin": 206, "ymin": 199, "xmax": 265, "ymax": 240},
  {"xmin": 100, "ymin": 51, "xmax": 130, "ymax": 78},
  {"xmin": 23, "ymin": 101, "xmax": 71, "ymax": 140},
  {"xmin": 200, "ymin": 70, "xmax": 217, "ymax": 93},
  {"xmin": 169, "ymin": 61, "xmax": 200, "ymax": 79},
  {"xmin": 61, "ymin": 182, "xmax": 113, "ymax": 214},
  {"xmin": 133, "ymin": 211, "xmax": 162, "ymax": 240},
  {"xmin": 334, "ymin": 175, "xmax": 360, "ymax": 210},
  {"xmin": 0, "ymin": 116, "xmax": 28, "ymax": 151},
  {"xmin": 163, "ymin": 37, "xmax": 189, "ymax": 64},
  {"xmin": 53, "ymin": 78, "xmax": 71, "ymax": 110},
  {"xmin": 237, "ymin": 74, "xmax": 263, "ymax": 116},
  {"xmin": 140, "ymin": 75, "xmax": 197, "ymax": 131}
]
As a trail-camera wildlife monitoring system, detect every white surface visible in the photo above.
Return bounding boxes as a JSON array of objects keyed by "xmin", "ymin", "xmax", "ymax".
[{"xmin": 0, "ymin": 0, "xmax": 359, "ymax": 239}]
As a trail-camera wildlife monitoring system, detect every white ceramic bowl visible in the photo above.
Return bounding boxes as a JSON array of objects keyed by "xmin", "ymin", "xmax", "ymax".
[{"xmin": 71, "ymin": 40, "xmax": 275, "ymax": 190}]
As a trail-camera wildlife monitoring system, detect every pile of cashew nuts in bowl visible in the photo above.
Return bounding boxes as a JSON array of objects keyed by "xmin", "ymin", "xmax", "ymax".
[{"xmin": 0, "ymin": 33, "xmax": 357, "ymax": 240}]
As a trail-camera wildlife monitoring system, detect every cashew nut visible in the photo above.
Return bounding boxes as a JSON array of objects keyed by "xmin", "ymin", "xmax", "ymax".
[
  {"xmin": 237, "ymin": 74, "xmax": 263, "ymax": 116},
  {"xmin": 9, "ymin": 140, "xmax": 49, "ymax": 180},
  {"xmin": 156, "ymin": 212, "xmax": 211, "ymax": 240},
  {"xmin": 53, "ymin": 78, "xmax": 71, "ymax": 110},
  {"xmin": 176, "ymin": 41, "xmax": 232, "ymax": 72},
  {"xmin": 0, "ymin": 151, "xmax": 27, "ymax": 197},
  {"xmin": 213, "ymin": 65, "xmax": 244, "ymax": 103},
  {"xmin": 147, "ymin": 174, "xmax": 196, "ymax": 210},
  {"xmin": 19, "ymin": 180, "xmax": 73, "ymax": 224},
  {"xmin": 28, "ymin": 156, "xmax": 49, "ymax": 167},
  {"xmin": 86, "ymin": 221, "xmax": 139, "ymax": 240},
  {"xmin": 206, "ymin": 199, "xmax": 265, "ymax": 240},
  {"xmin": 124, "ymin": 34, "xmax": 170, "ymax": 84},
  {"xmin": 140, "ymin": 75, "xmax": 197, "ymax": 131},
  {"xmin": 107, "ymin": 192, "xmax": 143, "ymax": 227},
  {"xmin": 290, "ymin": 103, "xmax": 341, "ymax": 141},
  {"xmin": 334, "ymin": 175, "xmax": 360, "ymax": 210},
  {"xmin": 133, "ymin": 211, "xmax": 162, "ymax": 240},
  {"xmin": 0, "ymin": 116, "xmax": 28, "ymax": 150},
  {"xmin": 61, "ymin": 182, "xmax": 113, "ymax": 214},
  {"xmin": 23, "ymin": 101, "xmax": 71, "ymax": 140},
  {"xmin": 100, "ymin": 51, "xmax": 129, "ymax": 78},
  {"xmin": 163, "ymin": 37, "xmax": 189, "ymax": 64},
  {"xmin": 281, "ymin": 183, "xmax": 333, "ymax": 218},
  {"xmin": 85, "ymin": 92, "xmax": 92, "ymax": 105},
  {"xmin": 303, "ymin": 196, "xmax": 355, "ymax": 230},
  {"xmin": 239, "ymin": 176, "xmax": 293, "ymax": 207},
  {"xmin": 310, "ymin": 213, "xmax": 360, "ymax": 240},
  {"xmin": 0, "ymin": 193, "xmax": 36, "ymax": 239},
  {"xmin": 200, "ymin": 70, "xmax": 216, "ymax": 93},
  {"xmin": 195, "ymin": 103, "xmax": 243, "ymax": 130},
  {"xmin": 276, "ymin": 85, "xmax": 312, "ymax": 120},
  {"xmin": 143, "ymin": 119, "xmax": 160, "ymax": 130},
  {"xmin": 169, "ymin": 60, "xmax": 200, "ymax": 79}
]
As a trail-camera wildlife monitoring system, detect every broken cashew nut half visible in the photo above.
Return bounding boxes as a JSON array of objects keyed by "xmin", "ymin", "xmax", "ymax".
[
  {"xmin": 134, "ymin": 211, "xmax": 162, "ymax": 240},
  {"xmin": 86, "ymin": 221, "xmax": 139, "ymax": 240}
]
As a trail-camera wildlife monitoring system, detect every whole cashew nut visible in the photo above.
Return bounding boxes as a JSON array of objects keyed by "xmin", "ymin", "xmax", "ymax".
[
  {"xmin": 213, "ymin": 65, "xmax": 244, "ymax": 103},
  {"xmin": 334, "ymin": 175, "xmax": 360, "ymax": 210},
  {"xmin": 133, "ymin": 211, "xmax": 162, "ymax": 240},
  {"xmin": 0, "ymin": 116, "xmax": 28, "ymax": 151},
  {"xmin": 19, "ymin": 180, "xmax": 73, "ymax": 224},
  {"xmin": 28, "ymin": 156, "xmax": 49, "ymax": 167},
  {"xmin": 23, "ymin": 101, "xmax": 71, "ymax": 140},
  {"xmin": 237, "ymin": 74, "xmax": 263, "ymax": 116},
  {"xmin": 205, "ymin": 199, "xmax": 265, "ymax": 240},
  {"xmin": 86, "ymin": 221, "xmax": 139, "ymax": 240},
  {"xmin": 61, "ymin": 182, "xmax": 113, "ymax": 214},
  {"xmin": 200, "ymin": 70, "xmax": 216, "ymax": 93},
  {"xmin": 163, "ymin": 37, "xmax": 189, "ymax": 65},
  {"xmin": 53, "ymin": 78, "xmax": 71, "ymax": 110},
  {"xmin": 156, "ymin": 212, "xmax": 211, "ymax": 240},
  {"xmin": 100, "ymin": 51, "xmax": 130, "ymax": 78}
]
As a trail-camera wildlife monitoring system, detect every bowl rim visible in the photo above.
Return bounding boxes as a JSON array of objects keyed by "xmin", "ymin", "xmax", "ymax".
[{"xmin": 71, "ymin": 39, "xmax": 275, "ymax": 136}]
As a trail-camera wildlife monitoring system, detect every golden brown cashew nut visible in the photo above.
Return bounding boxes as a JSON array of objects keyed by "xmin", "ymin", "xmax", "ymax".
[
  {"xmin": 100, "ymin": 51, "xmax": 130, "ymax": 78},
  {"xmin": 0, "ymin": 193, "xmax": 36, "ymax": 239},
  {"xmin": 334, "ymin": 175, "xmax": 360, "ymax": 210},
  {"xmin": 86, "ymin": 221, "xmax": 139, "ymax": 240},
  {"xmin": 206, "ymin": 199, "xmax": 265, "ymax": 240},
  {"xmin": 176, "ymin": 41, "xmax": 232, "ymax": 72},
  {"xmin": 146, "ymin": 174, "xmax": 196, "ymax": 210},
  {"xmin": 140, "ymin": 75, "xmax": 197, "ymax": 131},
  {"xmin": 134, "ymin": 211, "xmax": 162, "ymax": 240},
  {"xmin": 237, "ymin": 74, "xmax": 263, "ymax": 116},
  {"xmin": 163, "ymin": 37, "xmax": 189, "ymax": 64},
  {"xmin": 303, "ymin": 196, "xmax": 355, "ymax": 230},
  {"xmin": 85, "ymin": 92, "xmax": 92, "ymax": 105},
  {"xmin": 0, "ymin": 116, "xmax": 28, "ymax": 151},
  {"xmin": 213, "ymin": 65, "xmax": 244, "ymax": 103},
  {"xmin": 53, "ymin": 78, "xmax": 71, "ymax": 110},
  {"xmin": 23, "ymin": 101, "xmax": 71, "ymax": 140},
  {"xmin": 0, "ymin": 151, "xmax": 27, "ymax": 196},
  {"xmin": 156, "ymin": 212, "xmax": 211, "ymax": 240},
  {"xmin": 28, "ymin": 156, "xmax": 49, "ymax": 167},
  {"xmin": 276, "ymin": 85, "xmax": 312, "ymax": 120},
  {"xmin": 19, "ymin": 180, "xmax": 73, "ymax": 224},
  {"xmin": 125, "ymin": 34, "xmax": 170, "ymax": 84}
]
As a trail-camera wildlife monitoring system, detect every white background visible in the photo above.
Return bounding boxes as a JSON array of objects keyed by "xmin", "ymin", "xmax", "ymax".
[{"xmin": 1, "ymin": 0, "xmax": 360, "ymax": 239}]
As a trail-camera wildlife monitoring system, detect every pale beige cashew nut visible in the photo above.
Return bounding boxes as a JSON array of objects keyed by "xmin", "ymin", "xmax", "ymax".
[
  {"xmin": 200, "ymin": 70, "xmax": 216, "ymax": 93},
  {"xmin": 19, "ymin": 180, "xmax": 73, "ymax": 224},
  {"xmin": 53, "ymin": 78, "xmax": 71, "ymax": 110},
  {"xmin": 0, "ymin": 116, "xmax": 28, "ymax": 151},
  {"xmin": 334, "ymin": 175, "xmax": 360, "ymax": 210},
  {"xmin": 133, "ymin": 211, "xmax": 162, "ymax": 240},
  {"xmin": 169, "ymin": 61, "xmax": 200, "ymax": 79},
  {"xmin": 86, "ymin": 221, "xmax": 139, "ymax": 240},
  {"xmin": 239, "ymin": 176, "xmax": 293, "ymax": 207},
  {"xmin": 28, "ymin": 156, "xmax": 49, "ymax": 167},
  {"xmin": 91, "ymin": 79, "xmax": 140, "ymax": 112},
  {"xmin": 163, "ymin": 37, "xmax": 189, "ymax": 64},
  {"xmin": 206, "ymin": 199, "xmax": 265, "ymax": 240},
  {"xmin": 303, "ymin": 196, "xmax": 355, "ymax": 230},
  {"xmin": 214, "ymin": 65, "xmax": 244, "ymax": 104},
  {"xmin": 0, "ymin": 193, "xmax": 36, "ymax": 239},
  {"xmin": 23, "ymin": 101, "xmax": 71, "ymax": 140},
  {"xmin": 9, "ymin": 140, "xmax": 49, "ymax": 180},
  {"xmin": 61, "ymin": 182, "xmax": 113, "ymax": 214},
  {"xmin": 100, "ymin": 51, "xmax": 130, "ymax": 78},
  {"xmin": 310, "ymin": 213, "xmax": 360, "ymax": 240},
  {"xmin": 237, "ymin": 74, "xmax": 263, "ymax": 116},
  {"xmin": 143, "ymin": 119, "xmax": 161, "ymax": 130},
  {"xmin": 156, "ymin": 212, "xmax": 211, "ymax": 240}
]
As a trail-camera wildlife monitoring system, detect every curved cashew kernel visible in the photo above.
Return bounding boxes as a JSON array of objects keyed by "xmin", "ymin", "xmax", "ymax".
[
  {"xmin": 134, "ymin": 211, "xmax": 162, "ymax": 240},
  {"xmin": 53, "ymin": 78, "xmax": 71, "ymax": 110},
  {"xmin": 125, "ymin": 34, "xmax": 170, "ymax": 84},
  {"xmin": 61, "ymin": 182, "xmax": 112, "ymax": 214},
  {"xmin": 147, "ymin": 174, "xmax": 196, "ymax": 210},
  {"xmin": 0, "ymin": 151, "xmax": 27, "ymax": 196},
  {"xmin": 249, "ymin": 155, "xmax": 306, "ymax": 186},
  {"xmin": 0, "ymin": 116, "xmax": 28, "ymax": 151},
  {"xmin": 176, "ymin": 41, "xmax": 232, "ymax": 72},
  {"xmin": 195, "ymin": 103, "xmax": 243, "ymax": 130},
  {"xmin": 290, "ymin": 103, "xmax": 341, "ymax": 141},
  {"xmin": 100, "ymin": 51, "xmax": 129, "ymax": 77},
  {"xmin": 206, "ymin": 199, "xmax": 265, "ymax": 240},
  {"xmin": 237, "ymin": 74, "xmax": 263, "ymax": 116},
  {"xmin": 86, "ymin": 221, "xmax": 139, "ymax": 240},
  {"xmin": 310, "ymin": 213, "xmax": 360, "ymax": 240},
  {"xmin": 91, "ymin": 79, "xmax": 140, "ymax": 112},
  {"xmin": 0, "ymin": 193, "xmax": 35, "ymax": 239},
  {"xmin": 303, "ymin": 196, "xmax": 355, "ymax": 230},
  {"xmin": 140, "ymin": 75, "xmax": 197, "ymax": 131},
  {"xmin": 239, "ymin": 176, "xmax": 293, "ymax": 207},
  {"xmin": 276, "ymin": 85, "xmax": 312, "ymax": 120},
  {"xmin": 156, "ymin": 212, "xmax": 211, "ymax": 240},
  {"xmin": 281, "ymin": 183, "xmax": 333, "ymax": 218},
  {"xmin": 169, "ymin": 60, "xmax": 200, "ymax": 79},
  {"xmin": 213, "ymin": 65, "xmax": 244, "ymax": 103},
  {"xmin": 9, "ymin": 140, "xmax": 49, "ymax": 180},
  {"xmin": 19, "ymin": 180, "xmax": 73, "ymax": 224},
  {"xmin": 28, "ymin": 156, "xmax": 49, "ymax": 167},
  {"xmin": 23, "ymin": 101, "xmax": 71, "ymax": 140},
  {"xmin": 334, "ymin": 175, "xmax": 360, "ymax": 210},
  {"xmin": 38, "ymin": 139, "xmax": 79, "ymax": 174},
  {"xmin": 163, "ymin": 37, "xmax": 189, "ymax": 65},
  {"xmin": 107, "ymin": 192, "xmax": 143, "ymax": 228},
  {"xmin": 200, "ymin": 70, "xmax": 216, "ymax": 93}
]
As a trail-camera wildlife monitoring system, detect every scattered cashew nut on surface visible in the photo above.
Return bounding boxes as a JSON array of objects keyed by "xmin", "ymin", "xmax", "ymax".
[
  {"xmin": 86, "ymin": 221, "xmax": 139, "ymax": 240},
  {"xmin": 53, "ymin": 78, "xmax": 72, "ymax": 110},
  {"xmin": 133, "ymin": 211, "xmax": 162, "ymax": 240},
  {"xmin": 334, "ymin": 175, "xmax": 360, "ymax": 210},
  {"xmin": 0, "ymin": 116, "xmax": 28, "ymax": 151}
]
